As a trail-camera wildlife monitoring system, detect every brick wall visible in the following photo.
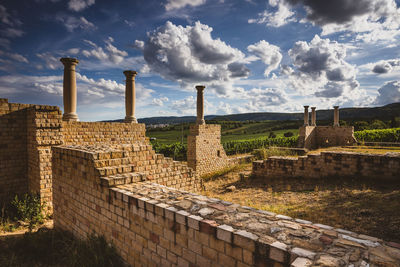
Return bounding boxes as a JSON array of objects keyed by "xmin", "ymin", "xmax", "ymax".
[
  {"xmin": 53, "ymin": 145, "xmax": 400, "ymax": 266},
  {"xmin": 253, "ymin": 151, "xmax": 400, "ymax": 180},
  {"xmin": 187, "ymin": 124, "xmax": 230, "ymax": 176},
  {"xmin": 298, "ymin": 126, "xmax": 357, "ymax": 150},
  {"xmin": 0, "ymin": 99, "xmax": 31, "ymax": 202}
]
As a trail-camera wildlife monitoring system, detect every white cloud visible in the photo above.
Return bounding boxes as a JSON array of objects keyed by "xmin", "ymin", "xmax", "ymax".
[
  {"xmin": 139, "ymin": 21, "xmax": 249, "ymax": 96},
  {"xmin": 372, "ymin": 58, "xmax": 400, "ymax": 74},
  {"xmin": 164, "ymin": 0, "xmax": 206, "ymax": 11},
  {"xmin": 68, "ymin": 0, "xmax": 95, "ymax": 12},
  {"xmin": 152, "ymin": 97, "xmax": 169, "ymax": 106},
  {"xmin": 0, "ymin": 50, "xmax": 28, "ymax": 63},
  {"xmin": 36, "ymin": 52, "xmax": 60, "ymax": 70},
  {"xmin": 170, "ymin": 96, "xmax": 196, "ymax": 114},
  {"xmin": 374, "ymin": 80, "xmax": 400, "ymax": 105},
  {"xmin": 56, "ymin": 15, "xmax": 96, "ymax": 32},
  {"xmin": 286, "ymin": 35, "xmax": 359, "ymax": 98},
  {"xmin": 33, "ymin": 82, "xmax": 63, "ymax": 95},
  {"xmin": 248, "ymin": 0, "xmax": 296, "ymax": 27},
  {"xmin": 247, "ymin": 40, "xmax": 282, "ymax": 76},
  {"xmin": 82, "ymin": 37, "xmax": 128, "ymax": 64}
]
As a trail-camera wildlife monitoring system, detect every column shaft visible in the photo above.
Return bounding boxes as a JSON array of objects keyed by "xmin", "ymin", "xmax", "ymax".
[
  {"xmin": 124, "ymin": 70, "xmax": 138, "ymax": 123},
  {"xmin": 303, "ymin": 106, "xmax": 309, "ymax": 126},
  {"xmin": 311, "ymin": 107, "xmax": 316, "ymax": 126},
  {"xmin": 60, "ymin": 57, "xmax": 79, "ymax": 121},
  {"xmin": 196, "ymin": 85, "xmax": 205, "ymax": 125},
  {"xmin": 333, "ymin": 106, "xmax": 340, "ymax": 126}
]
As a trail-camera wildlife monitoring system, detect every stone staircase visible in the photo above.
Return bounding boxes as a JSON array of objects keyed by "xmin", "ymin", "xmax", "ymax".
[{"xmin": 92, "ymin": 143, "xmax": 200, "ymax": 191}]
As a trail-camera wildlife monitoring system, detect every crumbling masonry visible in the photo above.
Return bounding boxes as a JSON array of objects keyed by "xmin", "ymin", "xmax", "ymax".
[{"xmin": 1, "ymin": 57, "xmax": 399, "ymax": 266}]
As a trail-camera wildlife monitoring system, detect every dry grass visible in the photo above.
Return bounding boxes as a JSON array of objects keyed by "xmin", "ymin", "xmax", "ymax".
[
  {"xmin": 309, "ymin": 146, "xmax": 400, "ymax": 155},
  {"xmin": 203, "ymin": 163, "xmax": 400, "ymax": 243}
]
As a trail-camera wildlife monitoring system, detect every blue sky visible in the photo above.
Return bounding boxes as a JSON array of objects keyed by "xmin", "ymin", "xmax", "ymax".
[{"xmin": 0, "ymin": 0, "xmax": 400, "ymax": 121}]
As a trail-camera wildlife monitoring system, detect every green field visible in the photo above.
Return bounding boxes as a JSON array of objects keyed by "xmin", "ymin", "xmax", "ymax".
[{"xmin": 146, "ymin": 120, "xmax": 300, "ymax": 144}]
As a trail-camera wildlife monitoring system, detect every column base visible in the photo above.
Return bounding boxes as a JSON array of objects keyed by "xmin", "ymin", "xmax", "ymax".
[
  {"xmin": 62, "ymin": 113, "xmax": 79, "ymax": 122},
  {"xmin": 125, "ymin": 116, "xmax": 137, "ymax": 123},
  {"xmin": 196, "ymin": 119, "xmax": 205, "ymax": 125},
  {"xmin": 333, "ymin": 123, "xmax": 340, "ymax": 127}
]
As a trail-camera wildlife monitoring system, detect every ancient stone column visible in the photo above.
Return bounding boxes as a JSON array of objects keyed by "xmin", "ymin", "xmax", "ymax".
[
  {"xmin": 303, "ymin": 105, "xmax": 309, "ymax": 126},
  {"xmin": 196, "ymin": 85, "xmax": 206, "ymax": 125},
  {"xmin": 311, "ymin": 107, "xmax": 316, "ymax": 126},
  {"xmin": 124, "ymin": 70, "xmax": 138, "ymax": 123},
  {"xmin": 333, "ymin": 106, "xmax": 340, "ymax": 126},
  {"xmin": 60, "ymin": 57, "xmax": 79, "ymax": 121}
]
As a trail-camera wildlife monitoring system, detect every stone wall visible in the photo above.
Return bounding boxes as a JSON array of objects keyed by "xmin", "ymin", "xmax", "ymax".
[
  {"xmin": 53, "ymin": 145, "xmax": 400, "ymax": 266},
  {"xmin": 252, "ymin": 151, "xmax": 400, "ymax": 180},
  {"xmin": 298, "ymin": 126, "xmax": 357, "ymax": 150},
  {"xmin": 187, "ymin": 124, "xmax": 230, "ymax": 176},
  {"xmin": 0, "ymin": 98, "xmax": 31, "ymax": 202},
  {"xmin": 0, "ymin": 98, "xmax": 200, "ymax": 208}
]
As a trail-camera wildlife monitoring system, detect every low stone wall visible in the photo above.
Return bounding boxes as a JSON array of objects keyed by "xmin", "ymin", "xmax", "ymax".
[
  {"xmin": 298, "ymin": 126, "xmax": 357, "ymax": 150},
  {"xmin": 187, "ymin": 124, "xmax": 230, "ymax": 176},
  {"xmin": 253, "ymin": 151, "xmax": 400, "ymax": 180},
  {"xmin": 53, "ymin": 145, "xmax": 400, "ymax": 266}
]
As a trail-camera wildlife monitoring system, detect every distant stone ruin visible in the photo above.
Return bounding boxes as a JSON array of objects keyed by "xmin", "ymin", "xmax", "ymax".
[
  {"xmin": 298, "ymin": 106, "xmax": 357, "ymax": 150},
  {"xmin": 1, "ymin": 57, "xmax": 399, "ymax": 266}
]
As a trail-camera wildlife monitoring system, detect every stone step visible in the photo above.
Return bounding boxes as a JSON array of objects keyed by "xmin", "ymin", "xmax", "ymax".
[
  {"xmin": 96, "ymin": 164, "xmax": 136, "ymax": 176},
  {"xmin": 100, "ymin": 172, "xmax": 146, "ymax": 187},
  {"xmin": 94, "ymin": 157, "xmax": 133, "ymax": 168}
]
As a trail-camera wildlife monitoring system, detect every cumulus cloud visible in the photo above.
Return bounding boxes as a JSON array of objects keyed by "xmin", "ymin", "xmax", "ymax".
[
  {"xmin": 82, "ymin": 37, "xmax": 128, "ymax": 64},
  {"xmin": 286, "ymin": 35, "xmax": 358, "ymax": 98},
  {"xmin": 247, "ymin": 40, "xmax": 282, "ymax": 76},
  {"xmin": 374, "ymin": 80, "xmax": 400, "ymax": 105},
  {"xmin": 137, "ymin": 21, "xmax": 248, "ymax": 95},
  {"xmin": 36, "ymin": 52, "xmax": 61, "ymax": 70},
  {"xmin": 56, "ymin": 15, "xmax": 96, "ymax": 32},
  {"xmin": 165, "ymin": 0, "xmax": 206, "ymax": 11},
  {"xmin": 248, "ymin": 0, "xmax": 296, "ymax": 27},
  {"xmin": 152, "ymin": 97, "xmax": 169, "ymax": 106},
  {"xmin": 372, "ymin": 59, "xmax": 400, "ymax": 74},
  {"xmin": 252, "ymin": 0, "xmax": 400, "ymax": 43},
  {"xmin": 242, "ymin": 87, "xmax": 289, "ymax": 110},
  {"xmin": 68, "ymin": 0, "xmax": 95, "ymax": 12}
]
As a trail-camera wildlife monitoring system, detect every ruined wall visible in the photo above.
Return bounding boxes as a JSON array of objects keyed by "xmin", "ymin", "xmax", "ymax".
[
  {"xmin": 53, "ymin": 145, "xmax": 400, "ymax": 266},
  {"xmin": 187, "ymin": 124, "xmax": 230, "ymax": 176},
  {"xmin": 62, "ymin": 121, "xmax": 147, "ymax": 145},
  {"xmin": 253, "ymin": 151, "xmax": 400, "ymax": 180},
  {"xmin": 0, "ymin": 99, "xmax": 31, "ymax": 202},
  {"xmin": 298, "ymin": 126, "xmax": 357, "ymax": 150},
  {"xmin": 27, "ymin": 105, "xmax": 63, "ymax": 208}
]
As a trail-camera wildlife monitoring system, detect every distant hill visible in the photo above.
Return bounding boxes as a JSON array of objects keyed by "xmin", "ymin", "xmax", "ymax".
[{"xmin": 105, "ymin": 102, "xmax": 400, "ymax": 124}]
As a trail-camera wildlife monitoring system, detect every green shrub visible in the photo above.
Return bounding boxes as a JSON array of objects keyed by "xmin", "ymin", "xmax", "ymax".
[
  {"xmin": 11, "ymin": 193, "xmax": 45, "ymax": 230},
  {"xmin": 223, "ymin": 136, "xmax": 298, "ymax": 155},
  {"xmin": 354, "ymin": 128, "xmax": 400, "ymax": 143},
  {"xmin": 283, "ymin": 131, "xmax": 294, "ymax": 137},
  {"xmin": 151, "ymin": 140, "xmax": 187, "ymax": 161}
]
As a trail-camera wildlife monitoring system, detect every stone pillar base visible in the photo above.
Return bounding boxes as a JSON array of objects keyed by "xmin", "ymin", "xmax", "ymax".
[
  {"xmin": 62, "ymin": 113, "xmax": 79, "ymax": 122},
  {"xmin": 125, "ymin": 116, "xmax": 137, "ymax": 123},
  {"xmin": 196, "ymin": 119, "xmax": 205, "ymax": 125}
]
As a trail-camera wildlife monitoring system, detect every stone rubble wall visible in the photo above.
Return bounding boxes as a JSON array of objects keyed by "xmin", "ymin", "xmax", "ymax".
[
  {"xmin": 187, "ymin": 124, "xmax": 230, "ymax": 176},
  {"xmin": 298, "ymin": 126, "xmax": 357, "ymax": 150},
  {"xmin": 53, "ymin": 145, "xmax": 400, "ymax": 267},
  {"xmin": 253, "ymin": 151, "xmax": 400, "ymax": 180}
]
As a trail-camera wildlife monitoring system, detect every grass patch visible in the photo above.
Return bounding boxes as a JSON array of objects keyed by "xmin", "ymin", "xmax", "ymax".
[
  {"xmin": 201, "ymin": 163, "xmax": 250, "ymax": 182},
  {"xmin": 0, "ymin": 229, "xmax": 125, "ymax": 267}
]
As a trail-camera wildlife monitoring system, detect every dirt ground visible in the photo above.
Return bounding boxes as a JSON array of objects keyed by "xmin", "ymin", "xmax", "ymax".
[{"xmin": 202, "ymin": 163, "xmax": 400, "ymax": 243}]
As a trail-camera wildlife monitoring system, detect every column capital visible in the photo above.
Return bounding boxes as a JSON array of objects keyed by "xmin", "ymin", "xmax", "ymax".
[
  {"xmin": 311, "ymin": 107, "xmax": 316, "ymax": 110},
  {"xmin": 196, "ymin": 85, "xmax": 205, "ymax": 91},
  {"xmin": 333, "ymin": 106, "xmax": 339, "ymax": 109},
  {"xmin": 60, "ymin": 57, "xmax": 79, "ymax": 66},
  {"xmin": 304, "ymin": 105, "xmax": 309, "ymax": 109},
  {"xmin": 123, "ymin": 70, "xmax": 138, "ymax": 79}
]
